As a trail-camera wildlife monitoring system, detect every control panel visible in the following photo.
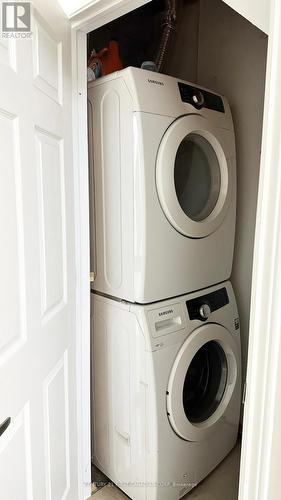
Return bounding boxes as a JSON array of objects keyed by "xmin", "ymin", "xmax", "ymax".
[
  {"xmin": 186, "ymin": 287, "xmax": 229, "ymax": 321},
  {"xmin": 178, "ymin": 82, "xmax": 225, "ymax": 113}
]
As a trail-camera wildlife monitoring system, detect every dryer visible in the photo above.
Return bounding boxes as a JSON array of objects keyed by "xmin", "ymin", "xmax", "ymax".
[
  {"xmin": 88, "ymin": 67, "xmax": 236, "ymax": 303},
  {"xmin": 91, "ymin": 281, "xmax": 241, "ymax": 500}
]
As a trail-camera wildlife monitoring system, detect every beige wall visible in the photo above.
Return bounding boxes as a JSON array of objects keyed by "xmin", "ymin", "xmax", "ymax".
[
  {"xmin": 164, "ymin": 0, "xmax": 200, "ymax": 82},
  {"xmin": 197, "ymin": 0, "xmax": 267, "ymax": 382}
]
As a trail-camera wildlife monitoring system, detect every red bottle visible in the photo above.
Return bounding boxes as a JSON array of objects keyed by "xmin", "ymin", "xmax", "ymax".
[{"xmin": 98, "ymin": 40, "xmax": 123, "ymax": 76}]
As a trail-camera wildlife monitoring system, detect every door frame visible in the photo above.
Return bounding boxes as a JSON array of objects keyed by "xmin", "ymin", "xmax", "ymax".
[
  {"xmin": 71, "ymin": 1, "xmax": 281, "ymax": 499},
  {"xmin": 71, "ymin": 27, "xmax": 91, "ymax": 500}
]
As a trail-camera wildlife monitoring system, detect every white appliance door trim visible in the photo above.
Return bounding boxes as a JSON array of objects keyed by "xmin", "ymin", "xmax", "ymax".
[
  {"xmin": 167, "ymin": 323, "xmax": 238, "ymax": 441},
  {"xmin": 156, "ymin": 115, "xmax": 233, "ymax": 238}
]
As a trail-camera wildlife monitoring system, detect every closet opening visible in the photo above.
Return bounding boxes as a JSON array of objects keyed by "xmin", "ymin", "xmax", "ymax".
[{"xmin": 86, "ymin": 1, "xmax": 268, "ymax": 498}]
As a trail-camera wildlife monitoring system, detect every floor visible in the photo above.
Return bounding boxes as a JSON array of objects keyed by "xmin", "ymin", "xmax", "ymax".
[{"xmin": 90, "ymin": 442, "xmax": 241, "ymax": 500}]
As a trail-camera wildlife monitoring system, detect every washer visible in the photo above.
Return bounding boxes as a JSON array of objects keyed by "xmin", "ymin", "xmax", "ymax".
[
  {"xmin": 91, "ymin": 281, "xmax": 241, "ymax": 500},
  {"xmin": 88, "ymin": 67, "xmax": 236, "ymax": 303}
]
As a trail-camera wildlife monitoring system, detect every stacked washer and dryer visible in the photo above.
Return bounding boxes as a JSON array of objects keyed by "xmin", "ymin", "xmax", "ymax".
[{"xmin": 88, "ymin": 67, "xmax": 241, "ymax": 500}]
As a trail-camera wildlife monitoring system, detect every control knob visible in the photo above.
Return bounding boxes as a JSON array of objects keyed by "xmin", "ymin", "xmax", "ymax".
[
  {"xmin": 192, "ymin": 90, "xmax": 204, "ymax": 108},
  {"xmin": 199, "ymin": 304, "xmax": 211, "ymax": 320}
]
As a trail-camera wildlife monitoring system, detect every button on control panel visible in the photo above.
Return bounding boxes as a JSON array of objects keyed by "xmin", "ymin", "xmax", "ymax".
[{"xmin": 186, "ymin": 287, "xmax": 229, "ymax": 321}]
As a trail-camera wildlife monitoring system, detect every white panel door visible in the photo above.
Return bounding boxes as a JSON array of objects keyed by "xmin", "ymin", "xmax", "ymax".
[{"xmin": 0, "ymin": 1, "xmax": 79, "ymax": 498}]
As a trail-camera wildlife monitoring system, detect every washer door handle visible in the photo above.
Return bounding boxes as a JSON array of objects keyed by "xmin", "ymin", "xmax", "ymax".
[{"xmin": 0, "ymin": 417, "xmax": 11, "ymax": 437}]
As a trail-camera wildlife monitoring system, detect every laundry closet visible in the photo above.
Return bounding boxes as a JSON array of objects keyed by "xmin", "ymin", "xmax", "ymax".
[{"xmin": 87, "ymin": 1, "xmax": 268, "ymax": 498}]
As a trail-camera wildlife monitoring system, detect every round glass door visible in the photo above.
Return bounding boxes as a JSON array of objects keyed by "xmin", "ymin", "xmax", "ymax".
[
  {"xmin": 174, "ymin": 134, "xmax": 221, "ymax": 222},
  {"xmin": 166, "ymin": 323, "xmax": 238, "ymax": 441},
  {"xmin": 182, "ymin": 341, "xmax": 228, "ymax": 423},
  {"xmin": 156, "ymin": 115, "xmax": 232, "ymax": 238}
]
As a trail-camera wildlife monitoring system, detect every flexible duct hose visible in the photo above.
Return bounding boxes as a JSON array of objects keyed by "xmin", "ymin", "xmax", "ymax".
[{"xmin": 156, "ymin": 0, "xmax": 177, "ymax": 72}]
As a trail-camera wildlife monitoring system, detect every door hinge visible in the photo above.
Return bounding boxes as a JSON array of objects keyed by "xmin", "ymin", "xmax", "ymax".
[
  {"xmin": 242, "ymin": 382, "xmax": 247, "ymax": 405},
  {"xmin": 90, "ymin": 271, "xmax": 96, "ymax": 283}
]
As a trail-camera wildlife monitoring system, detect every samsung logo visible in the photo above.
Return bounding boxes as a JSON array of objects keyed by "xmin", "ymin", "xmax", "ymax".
[
  {"xmin": 148, "ymin": 78, "xmax": 164, "ymax": 86},
  {"xmin": 159, "ymin": 309, "xmax": 174, "ymax": 317}
]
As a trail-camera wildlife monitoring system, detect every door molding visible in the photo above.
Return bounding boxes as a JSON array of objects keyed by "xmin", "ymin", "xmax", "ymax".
[
  {"xmin": 70, "ymin": 0, "xmax": 151, "ymax": 32},
  {"xmin": 71, "ymin": 0, "xmax": 281, "ymax": 498},
  {"xmin": 238, "ymin": 1, "xmax": 281, "ymax": 499},
  {"xmin": 71, "ymin": 28, "xmax": 92, "ymax": 500}
]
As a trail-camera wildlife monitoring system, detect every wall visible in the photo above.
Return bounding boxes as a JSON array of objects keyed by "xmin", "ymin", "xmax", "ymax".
[
  {"xmin": 197, "ymin": 0, "xmax": 268, "ymax": 382},
  {"xmin": 165, "ymin": 0, "xmax": 200, "ymax": 82},
  {"xmin": 220, "ymin": 0, "xmax": 270, "ymax": 34}
]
